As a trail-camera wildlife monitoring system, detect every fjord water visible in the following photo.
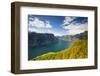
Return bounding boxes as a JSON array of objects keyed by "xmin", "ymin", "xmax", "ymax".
[{"xmin": 28, "ymin": 39, "xmax": 71, "ymax": 60}]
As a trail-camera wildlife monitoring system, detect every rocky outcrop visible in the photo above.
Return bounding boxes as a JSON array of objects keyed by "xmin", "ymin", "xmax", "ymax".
[{"xmin": 28, "ymin": 32, "xmax": 58, "ymax": 47}]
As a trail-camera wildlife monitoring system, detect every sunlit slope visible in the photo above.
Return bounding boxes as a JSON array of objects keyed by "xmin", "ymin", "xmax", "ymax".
[{"xmin": 32, "ymin": 40, "xmax": 88, "ymax": 60}]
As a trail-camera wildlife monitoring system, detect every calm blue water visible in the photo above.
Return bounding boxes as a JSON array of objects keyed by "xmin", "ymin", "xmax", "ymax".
[{"xmin": 28, "ymin": 39, "xmax": 71, "ymax": 60}]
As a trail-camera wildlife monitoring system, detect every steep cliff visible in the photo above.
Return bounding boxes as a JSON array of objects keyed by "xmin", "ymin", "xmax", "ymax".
[{"xmin": 28, "ymin": 32, "xmax": 58, "ymax": 47}]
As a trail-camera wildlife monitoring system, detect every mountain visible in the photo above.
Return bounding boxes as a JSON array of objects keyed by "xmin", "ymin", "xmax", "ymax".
[
  {"xmin": 28, "ymin": 32, "xmax": 58, "ymax": 47},
  {"xmin": 30, "ymin": 31, "xmax": 88, "ymax": 60},
  {"xmin": 58, "ymin": 31, "xmax": 88, "ymax": 41},
  {"xmin": 71, "ymin": 31, "xmax": 88, "ymax": 40}
]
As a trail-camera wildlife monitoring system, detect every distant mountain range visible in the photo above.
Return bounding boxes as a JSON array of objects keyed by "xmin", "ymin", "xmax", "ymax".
[
  {"xmin": 28, "ymin": 31, "xmax": 88, "ymax": 47},
  {"xmin": 58, "ymin": 31, "xmax": 88, "ymax": 41}
]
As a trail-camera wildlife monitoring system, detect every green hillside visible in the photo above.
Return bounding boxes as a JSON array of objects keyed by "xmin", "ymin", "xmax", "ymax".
[{"xmin": 32, "ymin": 40, "xmax": 88, "ymax": 60}]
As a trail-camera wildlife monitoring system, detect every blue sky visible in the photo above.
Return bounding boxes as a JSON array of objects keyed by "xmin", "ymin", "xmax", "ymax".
[{"xmin": 28, "ymin": 15, "xmax": 88, "ymax": 36}]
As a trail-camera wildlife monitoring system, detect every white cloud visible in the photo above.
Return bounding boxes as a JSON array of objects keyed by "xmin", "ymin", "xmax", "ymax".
[
  {"xmin": 29, "ymin": 17, "xmax": 34, "ymax": 21},
  {"xmin": 62, "ymin": 16, "xmax": 88, "ymax": 35},
  {"xmin": 33, "ymin": 17, "xmax": 44, "ymax": 28},
  {"xmin": 45, "ymin": 21, "xmax": 52, "ymax": 28},
  {"xmin": 63, "ymin": 23, "xmax": 88, "ymax": 35},
  {"xmin": 28, "ymin": 17, "xmax": 52, "ymax": 33},
  {"xmin": 29, "ymin": 17, "xmax": 52, "ymax": 28},
  {"xmin": 63, "ymin": 16, "xmax": 76, "ymax": 25}
]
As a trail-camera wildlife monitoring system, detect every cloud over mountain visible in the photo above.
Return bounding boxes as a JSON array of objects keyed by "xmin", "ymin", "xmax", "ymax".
[
  {"xmin": 62, "ymin": 17, "xmax": 88, "ymax": 35},
  {"xmin": 28, "ymin": 15, "xmax": 88, "ymax": 36}
]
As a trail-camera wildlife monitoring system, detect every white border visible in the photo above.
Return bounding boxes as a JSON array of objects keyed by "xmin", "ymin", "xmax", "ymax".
[{"xmin": 20, "ymin": 6, "xmax": 95, "ymax": 70}]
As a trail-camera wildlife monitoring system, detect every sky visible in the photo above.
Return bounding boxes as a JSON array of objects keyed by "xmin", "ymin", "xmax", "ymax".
[{"xmin": 28, "ymin": 15, "xmax": 88, "ymax": 36}]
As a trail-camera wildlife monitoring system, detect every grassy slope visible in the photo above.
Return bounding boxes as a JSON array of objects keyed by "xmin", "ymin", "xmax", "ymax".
[{"xmin": 32, "ymin": 40, "xmax": 88, "ymax": 60}]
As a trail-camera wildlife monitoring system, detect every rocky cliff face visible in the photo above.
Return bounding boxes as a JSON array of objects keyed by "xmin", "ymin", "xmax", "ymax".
[{"xmin": 28, "ymin": 32, "xmax": 58, "ymax": 47}]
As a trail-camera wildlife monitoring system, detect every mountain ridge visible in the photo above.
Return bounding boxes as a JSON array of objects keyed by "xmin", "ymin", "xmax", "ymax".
[{"xmin": 28, "ymin": 32, "xmax": 58, "ymax": 47}]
